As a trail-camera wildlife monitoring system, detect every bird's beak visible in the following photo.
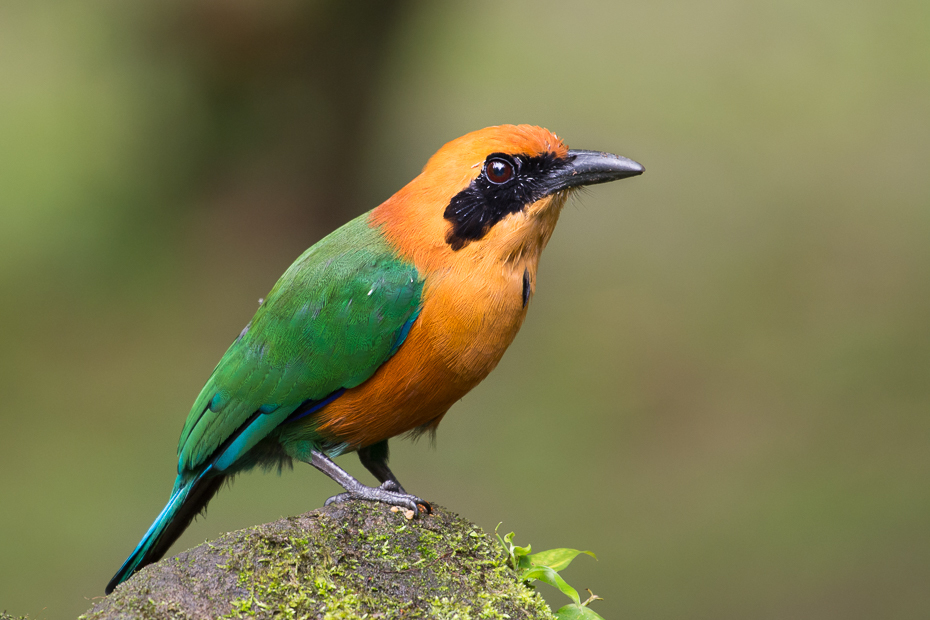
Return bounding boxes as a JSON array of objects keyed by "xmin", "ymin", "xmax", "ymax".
[{"xmin": 543, "ymin": 149, "xmax": 644, "ymax": 195}]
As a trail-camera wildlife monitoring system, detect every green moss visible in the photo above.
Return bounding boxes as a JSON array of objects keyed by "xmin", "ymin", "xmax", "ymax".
[{"xmin": 82, "ymin": 503, "xmax": 555, "ymax": 620}]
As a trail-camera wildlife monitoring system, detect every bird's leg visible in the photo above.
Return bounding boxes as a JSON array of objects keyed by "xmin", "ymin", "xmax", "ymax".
[
  {"xmin": 358, "ymin": 440, "xmax": 406, "ymax": 494},
  {"xmin": 310, "ymin": 449, "xmax": 431, "ymax": 515}
]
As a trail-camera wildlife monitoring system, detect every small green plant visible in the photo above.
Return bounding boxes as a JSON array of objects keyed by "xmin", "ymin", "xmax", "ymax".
[{"xmin": 496, "ymin": 525, "xmax": 605, "ymax": 619}]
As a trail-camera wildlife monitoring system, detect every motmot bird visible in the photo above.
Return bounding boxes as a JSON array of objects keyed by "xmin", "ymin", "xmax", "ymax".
[{"xmin": 106, "ymin": 124, "xmax": 643, "ymax": 594}]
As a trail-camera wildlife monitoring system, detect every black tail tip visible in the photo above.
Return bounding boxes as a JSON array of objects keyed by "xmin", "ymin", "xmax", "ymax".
[
  {"xmin": 105, "ymin": 576, "xmax": 120, "ymax": 595},
  {"xmin": 106, "ymin": 565, "xmax": 132, "ymax": 594}
]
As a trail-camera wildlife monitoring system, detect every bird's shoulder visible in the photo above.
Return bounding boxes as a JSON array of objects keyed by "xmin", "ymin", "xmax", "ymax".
[{"xmin": 176, "ymin": 214, "xmax": 424, "ymax": 473}]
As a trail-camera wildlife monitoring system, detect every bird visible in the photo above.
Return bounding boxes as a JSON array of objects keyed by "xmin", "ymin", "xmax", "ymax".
[{"xmin": 105, "ymin": 124, "xmax": 643, "ymax": 594}]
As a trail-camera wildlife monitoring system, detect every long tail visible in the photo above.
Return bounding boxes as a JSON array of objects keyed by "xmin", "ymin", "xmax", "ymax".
[{"xmin": 106, "ymin": 468, "xmax": 225, "ymax": 594}]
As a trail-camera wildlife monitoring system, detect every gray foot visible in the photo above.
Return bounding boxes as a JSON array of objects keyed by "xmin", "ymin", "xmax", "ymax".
[
  {"xmin": 311, "ymin": 449, "xmax": 431, "ymax": 515},
  {"xmin": 324, "ymin": 482, "xmax": 432, "ymax": 514}
]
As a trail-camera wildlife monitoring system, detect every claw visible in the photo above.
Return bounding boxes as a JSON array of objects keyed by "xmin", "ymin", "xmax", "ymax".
[
  {"xmin": 325, "ymin": 487, "xmax": 431, "ymax": 516},
  {"xmin": 310, "ymin": 449, "xmax": 429, "ymax": 517},
  {"xmin": 324, "ymin": 492, "xmax": 352, "ymax": 507}
]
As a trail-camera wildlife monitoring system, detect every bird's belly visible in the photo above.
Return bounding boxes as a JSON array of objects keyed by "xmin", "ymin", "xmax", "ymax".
[{"xmin": 307, "ymin": 268, "xmax": 530, "ymax": 448}]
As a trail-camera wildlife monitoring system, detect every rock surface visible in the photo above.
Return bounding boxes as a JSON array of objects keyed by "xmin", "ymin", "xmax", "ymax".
[{"xmin": 81, "ymin": 502, "xmax": 555, "ymax": 619}]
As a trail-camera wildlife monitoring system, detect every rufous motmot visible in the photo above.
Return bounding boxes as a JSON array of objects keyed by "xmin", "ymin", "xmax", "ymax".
[{"xmin": 106, "ymin": 124, "xmax": 644, "ymax": 594}]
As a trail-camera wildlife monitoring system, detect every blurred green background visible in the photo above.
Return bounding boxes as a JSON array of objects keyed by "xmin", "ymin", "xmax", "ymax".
[{"xmin": 2, "ymin": 0, "xmax": 929, "ymax": 618}]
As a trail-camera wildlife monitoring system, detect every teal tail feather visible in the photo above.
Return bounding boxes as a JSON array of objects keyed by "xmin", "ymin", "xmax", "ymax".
[{"xmin": 105, "ymin": 468, "xmax": 224, "ymax": 594}]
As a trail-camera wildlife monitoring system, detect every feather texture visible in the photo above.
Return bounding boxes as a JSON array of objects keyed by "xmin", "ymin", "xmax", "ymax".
[
  {"xmin": 107, "ymin": 125, "xmax": 643, "ymax": 594},
  {"xmin": 177, "ymin": 214, "xmax": 423, "ymax": 473}
]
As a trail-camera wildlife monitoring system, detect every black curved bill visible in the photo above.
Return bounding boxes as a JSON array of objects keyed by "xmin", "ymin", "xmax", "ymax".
[{"xmin": 543, "ymin": 149, "xmax": 644, "ymax": 195}]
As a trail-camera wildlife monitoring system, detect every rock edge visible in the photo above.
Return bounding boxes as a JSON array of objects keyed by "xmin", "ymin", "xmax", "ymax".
[{"xmin": 81, "ymin": 502, "xmax": 555, "ymax": 619}]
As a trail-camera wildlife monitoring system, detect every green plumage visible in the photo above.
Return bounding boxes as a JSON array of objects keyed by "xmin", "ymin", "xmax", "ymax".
[
  {"xmin": 107, "ymin": 126, "xmax": 646, "ymax": 597},
  {"xmin": 106, "ymin": 214, "xmax": 422, "ymax": 594},
  {"xmin": 179, "ymin": 213, "xmax": 423, "ymax": 474}
]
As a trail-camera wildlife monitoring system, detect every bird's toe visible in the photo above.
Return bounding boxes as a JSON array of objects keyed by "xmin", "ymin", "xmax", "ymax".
[
  {"xmin": 324, "ymin": 492, "xmax": 354, "ymax": 507},
  {"xmin": 323, "ymin": 485, "xmax": 431, "ymax": 517},
  {"xmin": 378, "ymin": 480, "xmax": 406, "ymax": 494}
]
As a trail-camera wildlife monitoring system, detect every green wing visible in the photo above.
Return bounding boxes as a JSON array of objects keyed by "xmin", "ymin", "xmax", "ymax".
[{"xmin": 176, "ymin": 215, "xmax": 422, "ymax": 474}]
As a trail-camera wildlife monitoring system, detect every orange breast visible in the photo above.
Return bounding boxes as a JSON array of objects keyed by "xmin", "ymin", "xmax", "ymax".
[
  {"xmin": 309, "ymin": 263, "xmax": 531, "ymax": 448},
  {"xmin": 295, "ymin": 125, "xmax": 568, "ymax": 449}
]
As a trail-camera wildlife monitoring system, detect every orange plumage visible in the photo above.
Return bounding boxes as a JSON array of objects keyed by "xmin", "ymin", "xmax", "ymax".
[
  {"xmin": 106, "ymin": 124, "xmax": 642, "ymax": 594},
  {"xmin": 309, "ymin": 126, "xmax": 570, "ymax": 446}
]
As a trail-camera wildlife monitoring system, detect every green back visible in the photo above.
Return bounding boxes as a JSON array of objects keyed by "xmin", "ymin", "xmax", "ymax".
[{"xmin": 176, "ymin": 214, "xmax": 423, "ymax": 474}]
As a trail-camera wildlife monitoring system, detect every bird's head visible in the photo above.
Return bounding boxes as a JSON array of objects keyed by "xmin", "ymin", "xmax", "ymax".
[{"xmin": 373, "ymin": 124, "xmax": 643, "ymax": 272}]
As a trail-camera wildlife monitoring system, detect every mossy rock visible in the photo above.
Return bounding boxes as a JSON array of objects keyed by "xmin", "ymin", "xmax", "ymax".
[{"xmin": 82, "ymin": 502, "xmax": 555, "ymax": 619}]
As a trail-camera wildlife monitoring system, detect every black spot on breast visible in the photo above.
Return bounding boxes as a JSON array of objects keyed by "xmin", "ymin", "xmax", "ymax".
[{"xmin": 522, "ymin": 269, "xmax": 530, "ymax": 308}]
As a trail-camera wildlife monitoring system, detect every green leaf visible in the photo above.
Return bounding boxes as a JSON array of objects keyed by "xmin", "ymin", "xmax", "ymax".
[
  {"xmin": 497, "ymin": 529, "xmax": 532, "ymax": 568},
  {"xmin": 527, "ymin": 548, "xmax": 597, "ymax": 573},
  {"xmin": 520, "ymin": 566, "xmax": 580, "ymax": 605},
  {"xmin": 513, "ymin": 543, "xmax": 532, "ymax": 558},
  {"xmin": 496, "ymin": 530, "xmax": 515, "ymax": 566},
  {"xmin": 554, "ymin": 603, "xmax": 606, "ymax": 620}
]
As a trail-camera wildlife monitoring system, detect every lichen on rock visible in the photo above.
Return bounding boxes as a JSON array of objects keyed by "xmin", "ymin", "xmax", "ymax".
[{"xmin": 82, "ymin": 502, "xmax": 555, "ymax": 619}]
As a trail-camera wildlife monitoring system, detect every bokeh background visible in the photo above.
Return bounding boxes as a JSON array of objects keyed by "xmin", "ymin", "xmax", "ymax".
[{"xmin": 2, "ymin": 0, "xmax": 929, "ymax": 618}]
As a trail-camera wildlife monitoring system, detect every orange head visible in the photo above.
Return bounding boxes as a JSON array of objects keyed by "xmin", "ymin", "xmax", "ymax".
[{"xmin": 372, "ymin": 124, "xmax": 643, "ymax": 273}]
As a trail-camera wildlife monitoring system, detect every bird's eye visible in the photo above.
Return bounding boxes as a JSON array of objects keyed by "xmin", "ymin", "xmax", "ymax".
[{"xmin": 485, "ymin": 157, "xmax": 515, "ymax": 184}]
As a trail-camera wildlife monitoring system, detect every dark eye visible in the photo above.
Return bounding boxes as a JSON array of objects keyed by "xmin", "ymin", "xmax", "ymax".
[{"xmin": 485, "ymin": 157, "xmax": 515, "ymax": 184}]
